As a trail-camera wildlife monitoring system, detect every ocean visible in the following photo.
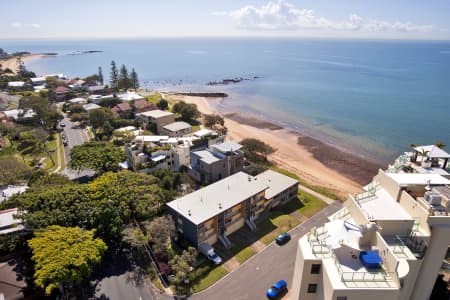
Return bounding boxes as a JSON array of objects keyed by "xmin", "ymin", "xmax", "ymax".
[{"xmin": 2, "ymin": 38, "xmax": 450, "ymax": 164}]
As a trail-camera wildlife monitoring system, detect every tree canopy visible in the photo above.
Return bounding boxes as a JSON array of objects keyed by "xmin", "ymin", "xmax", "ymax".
[
  {"xmin": 110, "ymin": 60, "xmax": 119, "ymax": 91},
  {"xmin": 157, "ymin": 98, "xmax": 168, "ymax": 110},
  {"xmin": 14, "ymin": 170, "xmax": 171, "ymax": 240},
  {"xmin": 118, "ymin": 64, "xmax": 130, "ymax": 90},
  {"xmin": 169, "ymin": 247, "xmax": 197, "ymax": 293},
  {"xmin": 28, "ymin": 226, "xmax": 107, "ymax": 295},
  {"xmin": 172, "ymin": 101, "xmax": 200, "ymax": 121},
  {"xmin": 69, "ymin": 141, "xmax": 125, "ymax": 173},
  {"xmin": 19, "ymin": 95, "xmax": 62, "ymax": 130},
  {"xmin": 144, "ymin": 215, "xmax": 176, "ymax": 256},
  {"xmin": 240, "ymin": 138, "xmax": 276, "ymax": 161},
  {"xmin": 130, "ymin": 68, "xmax": 139, "ymax": 90},
  {"xmin": 0, "ymin": 156, "xmax": 31, "ymax": 186}
]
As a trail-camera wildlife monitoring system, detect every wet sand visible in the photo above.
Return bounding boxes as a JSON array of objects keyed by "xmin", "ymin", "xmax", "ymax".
[{"xmin": 167, "ymin": 94, "xmax": 380, "ymax": 197}]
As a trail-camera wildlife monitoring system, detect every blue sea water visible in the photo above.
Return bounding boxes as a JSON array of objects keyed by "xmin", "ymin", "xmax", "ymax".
[{"xmin": 2, "ymin": 38, "xmax": 450, "ymax": 164}]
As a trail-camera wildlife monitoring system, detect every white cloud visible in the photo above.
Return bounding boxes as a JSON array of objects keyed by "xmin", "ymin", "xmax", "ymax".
[
  {"xmin": 212, "ymin": 11, "xmax": 228, "ymax": 16},
  {"xmin": 31, "ymin": 23, "xmax": 41, "ymax": 28},
  {"xmin": 11, "ymin": 22, "xmax": 22, "ymax": 28},
  {"xmin": 229, "ymin": 0, "xmax": 433, "ymax": 33}
]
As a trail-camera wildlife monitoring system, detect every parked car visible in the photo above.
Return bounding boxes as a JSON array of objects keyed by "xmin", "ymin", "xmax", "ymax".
[
  {"xmin": 275, "ymin": 232, "xmax": 291, "ymax": 245},
  {"xmin": 266, "ymin": 279, "xmax": 287, "ymax": 299},
  {"xmin": 199, "ymin": 243, "xmax": 222, "ymax": 265},
  {"xmin": 60, "ymin": 122, "xmax": 65, "ymax": 127}
]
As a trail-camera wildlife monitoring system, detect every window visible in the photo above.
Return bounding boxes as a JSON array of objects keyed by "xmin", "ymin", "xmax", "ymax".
[
  {"xmin": 336, "ymin": 297, "xmax": 347, "ymax": 300},
  {"xmin": 307, "ymin": 284, "xmax": 317, "ymax": 293},
  {"xmin": 311, "ymin": 264, "xmax": 321, "ymax": 274}
]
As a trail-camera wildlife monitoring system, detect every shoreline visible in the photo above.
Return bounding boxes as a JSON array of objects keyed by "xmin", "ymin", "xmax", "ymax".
[
  {"xmin": 0, "ymin": 53, "xmax": 50, "ymax": 75},
  {"xmin": 165, "ymin": 93, "xmax": 378, "ymax": 197}
]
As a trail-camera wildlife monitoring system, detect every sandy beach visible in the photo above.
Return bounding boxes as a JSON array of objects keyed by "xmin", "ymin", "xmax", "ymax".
[
  {"xmin": 0, "ymin": 53, "xmax": 48, "ymax": 75},
  {"xmin": 166, "ymin": 94, "xmax": 383, "ymax": 197}
]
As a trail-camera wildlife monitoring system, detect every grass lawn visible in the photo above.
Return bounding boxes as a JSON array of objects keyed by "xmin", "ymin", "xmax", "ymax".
[
  {"xmin": 43, "ymin": 138, "xmax": 57, "ymax": 171},
  {"xmin": 191, "ymin": 265, "xmax": 229, "ymax": 293},
  {"xmin": 234, "ymin": 246, "xmax": 256, "ymax": 264},
  {"xmin": 270, "ymin": 165, "xmax": 342, "ymax": 201},
  {"xmin": 257, "ymin": 189, "xmax": 327, "ymax": 245},
  {"xmin": 146, "ymin": 92, "xmax": 163, "ymax": 105},
  {"xmin": 297, "ymin": 190, "xmax": 328, "ymax": 218}
]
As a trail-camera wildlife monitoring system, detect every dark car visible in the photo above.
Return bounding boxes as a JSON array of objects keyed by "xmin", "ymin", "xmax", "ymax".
[
  {"xmin": 266, "ymin": 279, "xmax": 287, "ymax": 299},
  {"xmin": 60, "ymin": 122, "xmax": 65, "ymax": 127},
  {"xmin": 275, "ymin": 232, "xmax": 291, "ymax": 245}
]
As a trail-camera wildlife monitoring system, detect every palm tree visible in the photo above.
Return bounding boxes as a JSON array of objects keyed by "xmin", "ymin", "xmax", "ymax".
[
  {"xmin": 418, "ymin": 149, "xmax": 430, "ymax": 162},
  {"xmin": 409, "ymin": 143, "xmax": 418, "ymax": 148},
  {"xmin": 435, "ymin": 141, "xmax": 446, "ymax": 149}
]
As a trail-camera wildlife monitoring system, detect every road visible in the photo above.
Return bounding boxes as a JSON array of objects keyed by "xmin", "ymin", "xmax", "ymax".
[
  {"xmin": 58, "ymin": 113, "xmax": 95, "ymax": 179},
  {"xmin": 190, "ymin": 202, "xmax": 342, "ymax": 300}
]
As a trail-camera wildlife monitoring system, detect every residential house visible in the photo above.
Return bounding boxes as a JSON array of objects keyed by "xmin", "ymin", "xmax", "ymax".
[
  {"xmin": 0, "ymin": 208, "xmax": 24, "ymax": 236},
  {"xmin": 125, "ymin": 140, "xmax": 190, "ymax": 174},
  {"xmin": 30, "ymin": 77, "xmax": 46, "ymax": 86},
  {"xmin": 133, "ymin": 99, "xmax": 156, "ymax": 113},
  {"xmin": 2, "ymin": 109, "xmax": 36, "ymax": 123},
  {"xmin": 189, "ymin": 141, "xmax": 244, "ymax": 184},
  {"xmin": 54, "ymin": 86, "xmax": 72, "ymax": 101},
  {"xmin": 7, "ymin": 81, "xmax": 26, "ymax": 90},
  {"xmin": 87, "ymin": 85, "xmax": 107, "ymax": 95},
  {"xmin": 255, "ymin": 170, "xmax": 299, "ymax": 210},
  {"xmin": 82, "ymin": 103, "xmax": 102, "ymax": 112},
  {"xmin": 136, "ymin": 110, "xmax": 175, "ymax": 134},
  {"xmin": 118, "ymin": 91, "xmax": 145, "ymax": 102},
  {"xmin": 166, "ymin": 171, "xmax": 299, "ymax": 248},
  {"xmin": 68, "ymin": 97, "xmax": 87, "ymax": 104},
  {"xmin": 161, "ymin": 121, "xmax": 192, "ymax": 137},
  {"xmin": 112, "ymin": 102, "xmax": 132, "ymax": 117},
  {"xmin": 1, "ymin": 185, "xmax": 29, "ymax": 203},
  {"xmin": 290, "ymin": 162, "xmax": 450, "ymax": 300}
]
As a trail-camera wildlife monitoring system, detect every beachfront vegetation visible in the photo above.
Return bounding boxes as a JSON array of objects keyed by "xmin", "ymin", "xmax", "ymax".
[
  {"xmin": 98, "ymin": 66, "xmax": 104, "ymax": 85},
  {"xmin": 240, "ymin": 138, "xmax": 276, "ymax": 161},
  {"xmin": 203, "ymin": 113, "xmax": 227, "ymax": 135},
  {"xmin": 173, "ymin": 101, "xmax": 201, "ymax": 122},
  {"xmin": 28, "ymin": 226, "xmax": 107, "ymax": 295},
  {"xmin": 157, "ymin": 98, "xmax": 169, "ymax": 110},
  {"xmin": 110, "ymin": 60, "xmax": 119, "ymax": 90},
  {"xmin": 130, "ymin": 68, "xmax": 139, "ymax": 89},
  {"xmin": 69, "ymin": 141, "xmax": 125, "ymax": 173},
  {"xmin": 109, "ymin": 60, "xmax": 140, "ymax": 91}
]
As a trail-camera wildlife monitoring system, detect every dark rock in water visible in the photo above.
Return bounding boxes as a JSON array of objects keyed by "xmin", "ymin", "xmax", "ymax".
[
  {"xmin": 175, "ymin": 92, "xmax": 228, "ymax": 98},
  {"xmin": 207, "ymin": 76, "xmax": 260, "ymax": 86}
]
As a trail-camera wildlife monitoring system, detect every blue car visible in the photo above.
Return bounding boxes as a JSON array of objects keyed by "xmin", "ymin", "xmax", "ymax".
[
  {"xmin": 275, "ymin": 232, "xmax": 291, "ymax": 245},
  {"xmin": 266, "ymin": 279, "xmax": 287, "ymax": 299}
]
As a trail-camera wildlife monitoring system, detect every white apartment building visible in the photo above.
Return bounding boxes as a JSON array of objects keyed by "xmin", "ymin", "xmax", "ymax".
[{"xmin": 291, "ymin": 149, "xmax": 450, "ymax": 300}]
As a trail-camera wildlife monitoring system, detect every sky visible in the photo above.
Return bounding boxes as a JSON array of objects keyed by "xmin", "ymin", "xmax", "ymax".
[{"xmin": 1, "ymin": 0, "xmax": 450, "ymax": 40}]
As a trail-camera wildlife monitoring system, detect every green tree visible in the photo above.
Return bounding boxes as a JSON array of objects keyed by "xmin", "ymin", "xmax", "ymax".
[
  {"xmin": 435, "ymin": 141, "xmax": 446, "ymax": 149},
  {"xmin": 130, "ymin": 68, "xmax": 139, "ymax": 90},
  {"xmin": 98, "ymin": 66, "xmax": 104, "ymax": 85},
  {"xmin": 0, "ymin": 156, "xmax": 31, "ymax": 186},
  {"xmin": 240, "ymin": 138, "xmax": 276, "ymax": 161},
  {"xmin": 28, "ymin": 171, "xmax": 72, "ymax": 187},
  {"xmin": 172, "ymin": 101, "xmax": 200, "ymax": 121},
  {"xmin": 109, "ymin": 60, "xmax": 119, "ymax": 91},
  {"xmin": 118, "ymin": 64, "xmax": 130, "ymax": 90},
  {"xmin": 144, "ymin": 216, "xmax": 176, "ymax": 256},
  {"xmin": 203, "ymin": 114, "xmax": 224, "ymax": 128},
  {"xmin": 69, "ymin": 141, "xmax": 125, "ymax": 173},
  {"xmin": 28, "ymin": 226, "xmax": 107, "ymax": 296},
  {"xmin": 169, "ymin": 247, "xmax": 197, "ymax": 294},
  {"xmin": 88, "ymin": 107, "xmax": 113, "ymax": 139},
  {"xmin": 121, "ymin": 224, "xmax": 149, "ymax": 251},
  {"xmin": 157, "ymin": 98, "xmax": 168, "ymax": 110},
  {"xmin": 19, "ymin": 96, "xmax": 62, "ymax": 130}
]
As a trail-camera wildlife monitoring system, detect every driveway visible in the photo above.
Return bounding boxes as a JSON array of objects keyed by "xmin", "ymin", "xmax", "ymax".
[{"xmin": 190, "ymin": 202, "xmax": 342, "ymax": 300}]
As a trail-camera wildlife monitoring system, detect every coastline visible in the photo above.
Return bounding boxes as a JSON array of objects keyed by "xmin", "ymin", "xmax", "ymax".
[
  {"xmin": 166, "ymin": 93, "xmax": 376, "ymax": 197},
  {"xmin": 0, "ymin": 53, "xmax": 49, "ymax": 75}
]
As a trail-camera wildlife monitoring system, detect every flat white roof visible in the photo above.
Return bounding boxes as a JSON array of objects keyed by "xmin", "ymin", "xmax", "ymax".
[
  {"xmin": 1, "ymin": 185, "xmax": 28, "ymax": 202},
  {"xmin": 68, "ymin": 97, "xmax": 87, "ymax": 104},
  {"xmin": 194, "ymin": 129, "xmax": 215, "ymax": 138},
  {"xmin": 212, "ymin": 141, "xmax": 242, "ymax": 153},
  {"xmin": 0, "ymin": 208, "xmax": 24, "ymax": 235},
  {"xmin": 255, "ymin": 170, "xmax": 298, "ymax": 199},
  {"xmin": 135, "ymin": 135, "xmax": 169, "ymax": 143},
  {"xmin": 140, "ymin": 109, "xmax": 174, "ymax": 119},
  {"xmin": 83, "ymin": 103, "xmax": 102, "ymax": 111},
  {"xmin": 167, "ymin": 172, "xmax": 268, "ymax": 225},
  {"xmin": 387, "ymin": 173, "xmax": 450, "ymax": 185},
  {"xmin": 118, "ymin": 92, "xmax": 145, "ymax": 101},
  {"xmin": 115, "ymin": 126, "xmax": 137, "ymax": 132},
  {"xmin": 359, "ymin": 188, "xmax": 412, "ymax": 220},
  {"xmin": 8, "ymin": 81, "xmax": 25, "ymax": 87},
  {"xmin": 30, "ymin": 77, "xmax": 46, "ymax": 82},
  {"xmin": 163, "ymin": 121, "xmax": 191, "ymax": 132},
  {"xmin": 193, "ymin": 150, "xmax": 221, "ymax": 164}
]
